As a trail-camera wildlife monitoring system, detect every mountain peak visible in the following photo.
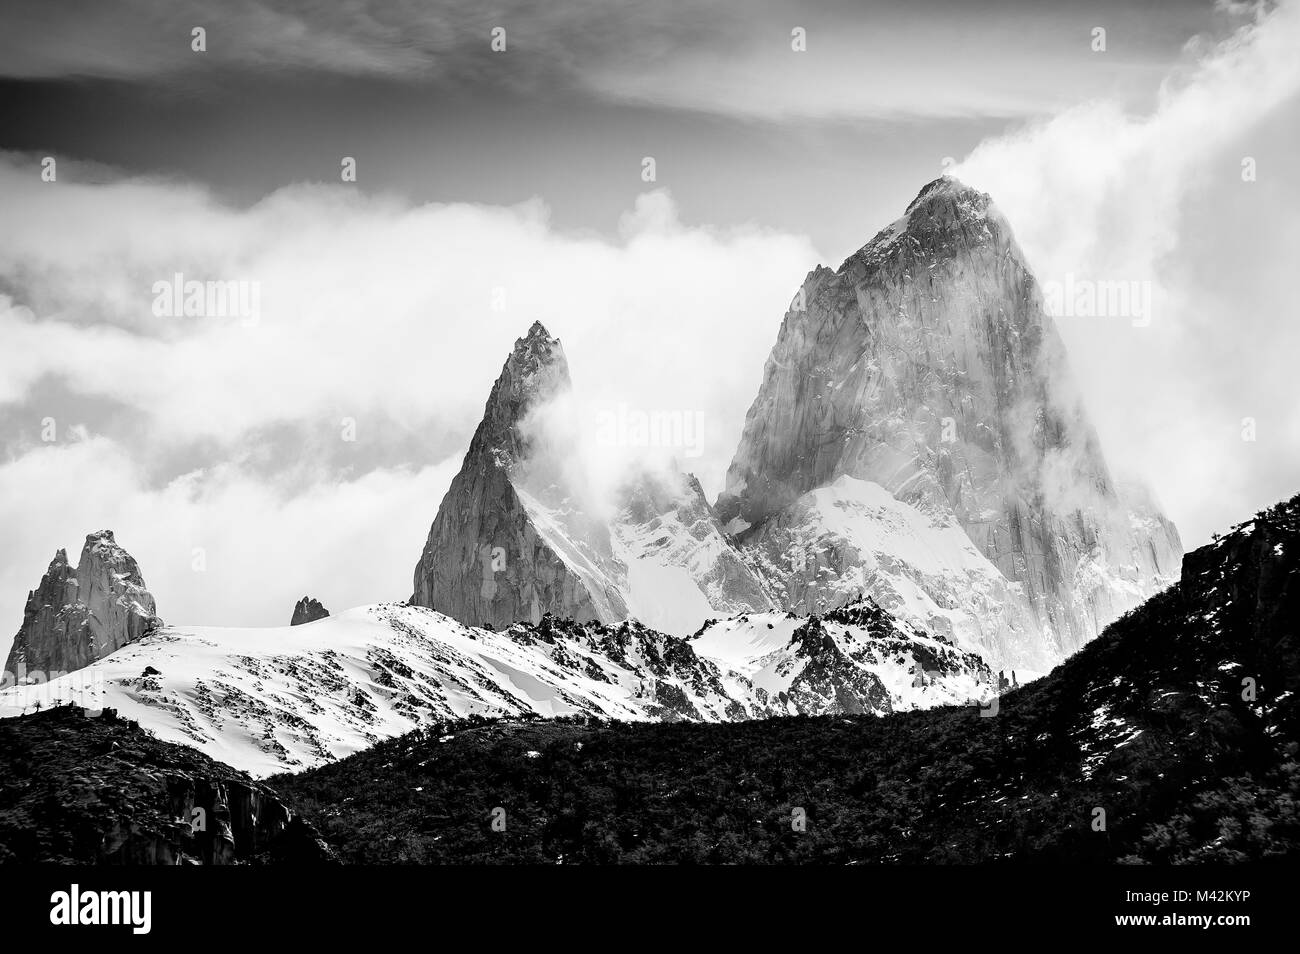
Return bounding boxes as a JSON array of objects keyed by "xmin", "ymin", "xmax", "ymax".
[
  {"xmin": 6, "ymin": 530, "xmax": 161, "ymax": 678},
  {"xmin": 291, "ymin": 596, "xmax": 330, "ymax": 626},
  {"xmin": 514, "ymin": 320, "xmax": 559, "ymax": 355},
  {"xmin": 903, "ymin": 174, "xmax": 986, "ymax": 213},
  {"xmin": 720, "ymin": 172, "xmax": 1181, "ymax": 671}
]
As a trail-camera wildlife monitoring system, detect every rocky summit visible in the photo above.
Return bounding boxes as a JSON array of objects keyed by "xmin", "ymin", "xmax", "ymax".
[
  {"xmin": 4, "ymin": 530, "xmax": 161, "ymax": 680},
  {"xmin": 412, "ymin": 321, "xmax": 630, "ymax": 629},
  {"xmin": 410, "ymin": 322, "xmax": 772, "ymax": 634},
  {"xmin": 715, "ymin": 177, "xmax": 1181, "ymax": 671},
  {"xmin": 291, "ymin": 596, "xmax": 330, "ymax": 626}
]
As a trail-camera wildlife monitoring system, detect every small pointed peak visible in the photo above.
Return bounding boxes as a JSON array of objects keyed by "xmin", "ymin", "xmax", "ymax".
[
  {"xmin": 510, "ymin": 320, "xmax": 563, "ymax": 361},
  {"xmin": 291, "ymin": 595, "xmax": 330, "ymax": 626}
]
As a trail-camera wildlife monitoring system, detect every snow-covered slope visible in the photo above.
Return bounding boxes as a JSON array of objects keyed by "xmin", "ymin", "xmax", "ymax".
[
  {"xmin": 691, "ymin": 598, "xmax": 996, "ymax": 716},
  {"xmin": 612, "ymin": 469, "xmax": 775, "ymax": 634},
  {"xmin": 742, "ymin": 475, "xmax": 1051, "ymax": 672},
  {"xmin": 0, "ymin": 598, "xmax": 996, "ymax": 777}
]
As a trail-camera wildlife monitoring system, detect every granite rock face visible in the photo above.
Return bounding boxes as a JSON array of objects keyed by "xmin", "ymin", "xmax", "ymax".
[
  {"xmin": 5, "ymin": 530, "xmax": 161, "ymax": 679},
  {"xmin": 411, "ymin": 323, "xmax": 774, "ymax": 634},
  {"xmin": 715, "ymin": 177, "xmax": 1182, "ymax": 670},
  {"xmin": 412, "ymin": 322, "xmax": 629, "ymax": 629},
  {"xmin": 290, "ymin": 596, "xmax": 330, "ymax": 626}
]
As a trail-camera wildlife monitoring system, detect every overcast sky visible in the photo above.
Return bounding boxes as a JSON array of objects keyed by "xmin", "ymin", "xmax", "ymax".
[{"xmin": 1, "ymin": 0, "xmax": 1298, "ymax": 652}]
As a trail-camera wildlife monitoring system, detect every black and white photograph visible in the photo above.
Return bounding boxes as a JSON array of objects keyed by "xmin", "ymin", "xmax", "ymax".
[{"xmin": 0, "ymin": 0, "xmax": 1296, "ymax": 936}]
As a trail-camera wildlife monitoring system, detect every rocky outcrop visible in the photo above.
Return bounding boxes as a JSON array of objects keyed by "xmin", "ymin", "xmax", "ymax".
[
  {"xmin": 690, "ymin": 596, "xmax": 994, "ymax": 717},
  {"xmin": 412, "ymin": 321, "xmax": 628, "ymax": 629},
  {"xmin": 4, "ymin": 530, "xmax": 161, "ymax": 680},
  {"xmin": 411, "ymin": 322, "xmax": 773, "ymax": 635},
  {"xmin": 291, "ymin": 596, "xmax": 330, "ymax": 626},
  {"xmin": 715, "ymin": 177, "xmax": 1182, "ymax": 670},
  {"xmin": 0, "ymin": 705, "xmax": 334, "ymax": 864}
]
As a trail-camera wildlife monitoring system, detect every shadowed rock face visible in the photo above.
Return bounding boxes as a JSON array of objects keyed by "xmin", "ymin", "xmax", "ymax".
[
  {"xmin": 5, "ymin": 530, "xmax": 161, "ymax": 679},
  {"xmin": 411, "ymin": 321, "xmax": 628, "ymax": 629},
  {"xmin": 291, "ymin": 596, "xmax": 330, "ymax": 626},
  {"xmin": 716, "ymin": 177, "xmax": 1182, "ymax": 670},
  {"xmin": 411, "ymin": 322, "xmax": 774, "ymax": 634}
]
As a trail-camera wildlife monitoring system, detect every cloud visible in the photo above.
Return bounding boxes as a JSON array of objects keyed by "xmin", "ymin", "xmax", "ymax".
[
  {"xmin": 1, "ymin": 0, "xmax": 1200, "ymax": 121},
  {"xmin": 0, "ymin": 437, "xmax": 459, "ymax": 663},
  {"xmin": 952, "ymin": 0, "xmax": 1300, "ymax": 547},
  {"xmin": 0, "ymin": 155, "xmax": 818, "ymax": 648}
]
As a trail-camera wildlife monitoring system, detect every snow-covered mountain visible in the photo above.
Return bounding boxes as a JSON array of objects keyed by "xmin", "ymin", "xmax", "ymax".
[
  {"xmin": 408, "ymin": 178, "xmax": 1180, "ymax": 673},
  {"xmin": 0, "ymin": 597, "xmax": 994, "ymax": 777},
  {"xmin": 716, "ymin": 177, "xmax": 1182, "ymax": 671}
]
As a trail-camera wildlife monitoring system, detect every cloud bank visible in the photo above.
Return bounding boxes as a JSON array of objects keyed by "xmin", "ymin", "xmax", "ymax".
[
  {"xmin": 0, "ymin": 157, "xmax": 817, "ymax": 652},
  {"xmin": 952, "ymin": 0, "xmax": 1300, "ymax": 548}
]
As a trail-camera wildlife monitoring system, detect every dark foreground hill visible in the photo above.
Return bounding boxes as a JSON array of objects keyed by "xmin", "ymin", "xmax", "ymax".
[
  {"xmin": 271, "ymin": 494, "xmax": 1300, "ymax": 863},
  {"xmin": 0, "ymin": 706, "xmax": 332, "ymax": 864}
]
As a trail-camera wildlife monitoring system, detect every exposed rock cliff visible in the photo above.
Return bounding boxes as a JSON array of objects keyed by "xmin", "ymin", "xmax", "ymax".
[
  {"xmin": 411, "ymin": 323, "xmax": 772, "ymax": 634},
  {"xmin": 0, "ymin": 705, "xmax": 333, "ymax": 864},
  {"xmin": 412, "ymin": 321, "xmax": 628, "ymax": 629},
  {"xmin": 716, "ymin": 177, "xmax": 1182, "ymax": 670},
  {"xmin": 4, "ymin": 530, "xmax": 161, "ymax": 679},
  {"xmin": 291, "ymin": 596, "xmax": 330, "ymax": 626}
]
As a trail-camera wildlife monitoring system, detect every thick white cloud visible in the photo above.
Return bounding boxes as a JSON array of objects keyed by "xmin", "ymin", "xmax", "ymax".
[
  {"xmin": 953, "ymin": 0, "xmax": 1300, "ymax": 548},
  {"xmin": 0, "ymin": 164, "xmax": 818, "ymax": 651},
  {"xmin": 0, "ymin": 438, "xmax": 458, "ymax": 648}
]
